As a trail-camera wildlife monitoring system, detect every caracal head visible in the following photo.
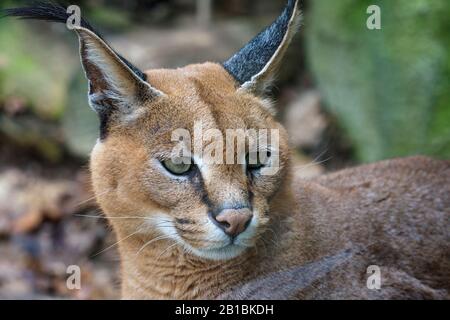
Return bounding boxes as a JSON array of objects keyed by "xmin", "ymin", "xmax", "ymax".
[
  {"xmin": 87, "ymin": 0, "xmax": 300, "ymax": 260},
  {"xmin": 90, "ymin": 61, "xmax": 292, "ymax": 260},
  {"xmin": 6, "ymin": 0, "xmax": 299, "ymax": 260}
]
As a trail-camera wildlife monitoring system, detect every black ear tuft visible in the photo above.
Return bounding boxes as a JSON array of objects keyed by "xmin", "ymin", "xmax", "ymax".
[
  {"xmin": 2, "ymin": 1, "xmax": 147, "ymax": 82},
  {"xmin": 3, "ymin": 1, "xmax": 96, "ymax": 30},
  {"xmin": 223, "ymin": 0, "xmax": 300, "ymax": 93}
]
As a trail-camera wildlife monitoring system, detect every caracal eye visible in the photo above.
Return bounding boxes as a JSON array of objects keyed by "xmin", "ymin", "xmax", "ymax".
[
  {"xmin": 246, "ymin": 151, "xmax": 271, "ymax": 171},
  {"xmin": 161, "ymin": 159, "xmax": 193, "ymax": 175}
]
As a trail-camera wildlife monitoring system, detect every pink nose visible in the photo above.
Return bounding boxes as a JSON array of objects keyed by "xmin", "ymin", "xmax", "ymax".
[{"xmin": 213, "ymin": 208, "xmax": 253, "ymax": 237}]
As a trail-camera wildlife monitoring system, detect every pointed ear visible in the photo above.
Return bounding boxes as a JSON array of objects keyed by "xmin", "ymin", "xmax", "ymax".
[
  {"xmin": 223, "ymin": 0, "xmax": 301, "ymax": 94},
  {"xmin": 75, "ymin": 27, "xmax": 164, "ymax": 137}
]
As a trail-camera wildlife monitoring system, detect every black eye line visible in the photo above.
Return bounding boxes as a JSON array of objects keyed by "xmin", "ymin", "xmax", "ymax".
[{"xmin": 246, "ymin": 150, "xmax": 271, "ymax": 171}]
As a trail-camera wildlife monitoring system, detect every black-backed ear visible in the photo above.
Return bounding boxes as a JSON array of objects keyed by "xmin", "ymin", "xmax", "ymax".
[
  {"xmin": 2, "ymin": 2, "xmax": 164, "ymax": 139},
  {"xmin": 75, "ymin": 27, "xmax": 164, "ymax": 138},
  {"xmin": 223, "ymin": 0, "xmax": 301, "ymax": 94}
]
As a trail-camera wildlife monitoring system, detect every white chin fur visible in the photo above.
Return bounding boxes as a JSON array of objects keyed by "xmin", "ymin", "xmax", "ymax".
[{"xmin": 185, "ymin": 243, "xmax": 248, "ymax": 261}]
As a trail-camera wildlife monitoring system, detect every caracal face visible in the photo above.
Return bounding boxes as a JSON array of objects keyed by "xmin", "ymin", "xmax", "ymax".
[
  {"xmin": 4, "ymin": 0, "xmax": 300, "ymax": 261},
  {"xmin": 90, "ymin": 63, "xmax": 290, "ymax": 260}
]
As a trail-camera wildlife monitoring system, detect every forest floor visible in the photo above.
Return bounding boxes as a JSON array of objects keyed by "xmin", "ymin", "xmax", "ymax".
[{"xmin": 0, "ymin": 141, "xmax": 120, "ymax": 299}]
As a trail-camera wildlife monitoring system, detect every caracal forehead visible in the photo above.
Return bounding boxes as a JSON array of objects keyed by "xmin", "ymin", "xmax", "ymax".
[
  {"xmin": 144, "ymin": 63, "xmax": 238, "ymax": 97},
  {"xmin": 141, "ymin": 63, "xmax": 276, "ymax": 132}
]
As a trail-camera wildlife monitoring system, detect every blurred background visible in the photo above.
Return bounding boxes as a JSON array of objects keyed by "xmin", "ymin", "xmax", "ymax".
[{"xmin": 0, "ymin": 0, "xmax": 448, "ymax": 299}]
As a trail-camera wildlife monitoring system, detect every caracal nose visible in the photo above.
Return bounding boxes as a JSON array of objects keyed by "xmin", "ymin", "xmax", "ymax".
[{"xmin": 214, "ymin": 208, "xmax": 253, "ymax": 237}]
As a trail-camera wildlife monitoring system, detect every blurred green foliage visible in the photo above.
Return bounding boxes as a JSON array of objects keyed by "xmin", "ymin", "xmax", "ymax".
[
  {"xmin": 62, "ymin": 71, "xmax": 99, "ymax": 157},
  {"xmin": 307, "ymin": 0, "xmax": 450, "ymax": 162},
  {"xmin": 0, "ymin": 19, "xmax": 77, "ymax": 120}
]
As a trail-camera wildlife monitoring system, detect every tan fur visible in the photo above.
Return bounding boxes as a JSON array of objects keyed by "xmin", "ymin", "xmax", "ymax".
[{"xmin": 88, "ymin": 63, "xmax": 450, "ymax": 299}]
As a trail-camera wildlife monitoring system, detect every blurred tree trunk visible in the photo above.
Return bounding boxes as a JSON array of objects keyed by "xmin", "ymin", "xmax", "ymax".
[{"xmin": 196, "ymin": 0, "xmax": 212, "ymax": 28}]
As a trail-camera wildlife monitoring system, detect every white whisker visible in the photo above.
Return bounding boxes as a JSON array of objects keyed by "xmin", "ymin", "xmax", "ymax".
[
  {"xmin": 135, "ymin": 233, "xmax": 177, "ymax": 257},
  {"xmin": 156, "ymin": 242, "xmax": 179, "ymax": 262},
  {"xmin": 74, "ymin": 214, "xmax": 171, "ymax": 223},
  {"xmin": 75, "ymin": 189, "xmax": 112, "ymax": 207},
  {"xmin": 92, "ymin": 230, "xmax": 140, "ymax": 257}
]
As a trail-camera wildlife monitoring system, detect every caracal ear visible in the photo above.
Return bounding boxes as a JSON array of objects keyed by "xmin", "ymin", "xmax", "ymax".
[
  {"xmin": 223, "ymin": 0, "xmax": 301, "ymax": 95},
  {"xmin": 2, "ymin": 2, "xmax": 165, "ymax": 139},
  {"xmin": 75, "ymin": 27, "xmax": 164, "ymax": 136}
]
